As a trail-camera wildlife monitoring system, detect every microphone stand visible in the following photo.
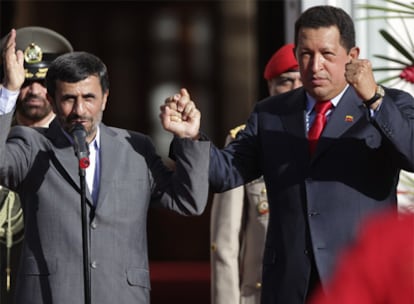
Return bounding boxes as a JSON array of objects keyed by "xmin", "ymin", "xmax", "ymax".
[
  {"xmin": 71, "ymin": 123, "xmax": 91, "ymax": 304},
  {"xmin": 78, "ymin": 164, "xmax": 91, "ymax": 304}
]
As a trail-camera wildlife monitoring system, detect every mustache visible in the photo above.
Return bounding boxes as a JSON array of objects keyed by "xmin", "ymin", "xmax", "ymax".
[
  {"xmin": 22, "ymin": 93, "xmax": 47, "ymax": 102},
  {"xmin": 66, "ymin": 114, "xmax": 89, "ymax": 123}
]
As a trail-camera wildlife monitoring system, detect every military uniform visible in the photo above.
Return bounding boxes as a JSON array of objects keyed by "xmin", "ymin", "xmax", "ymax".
[
  {"xmin": 0, "ymin": 186, "xmax": 23, "ymax": 303},
  {"xmin": 210, "ymin": 125, "xmax": 269, "ymax": 304},
  {"xmin": 1, "ymin": 26, "xmax": 73, "ymax": 81}
]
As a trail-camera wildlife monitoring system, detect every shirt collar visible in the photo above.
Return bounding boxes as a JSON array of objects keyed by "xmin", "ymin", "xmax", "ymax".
[
  {"xmin": 90, "ymin": 126, "xmax": 100, "ymax": 150},
  {"xmin": 306, "ymin": 84, "xmax": 349, "ymax": 113}
]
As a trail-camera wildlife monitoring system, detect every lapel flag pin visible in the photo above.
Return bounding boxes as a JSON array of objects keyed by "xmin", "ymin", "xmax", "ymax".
[{"xmin": 345, "ymin": 115, "xmax": 353, "ymax": 122}]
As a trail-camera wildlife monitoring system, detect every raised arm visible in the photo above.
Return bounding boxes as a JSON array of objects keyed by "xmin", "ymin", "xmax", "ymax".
[
  {"xmin": 160, "ymin": 88, "xmax": 201, "ymax": 139},
  {"xmin": 1, "ymin": 29, "xmax": 25, "ymax": 92}
]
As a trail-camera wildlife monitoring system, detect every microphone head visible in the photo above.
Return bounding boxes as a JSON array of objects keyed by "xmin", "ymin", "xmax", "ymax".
[
  {"xmin": 70, "ymin": 123, "xmax": 87, "ymax": 137},
  {"xmin": 70, "ymin": 123, "xmax": 90, "ymax": 167}
]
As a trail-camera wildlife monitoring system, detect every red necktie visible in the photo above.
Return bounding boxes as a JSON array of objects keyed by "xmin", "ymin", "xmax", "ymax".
[{"xmin": 308, "ymin": 100, "xmax": 332, "ymax": 154}]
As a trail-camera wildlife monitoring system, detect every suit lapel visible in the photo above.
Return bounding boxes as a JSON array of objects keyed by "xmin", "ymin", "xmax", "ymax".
[
  {"xmin": 94, "ymin": 124, "xmax": 119, "ymax": 210},
  {"xmin": 47, "ymin": 119, "xmax": 94, "ymax": 207},
  {"xmin": 313, "ymin": 87, "xmax": 365, "ymax": 158},
  {"xmin": 324, "ymin": 88, "xmax": 365, "ymax": 138},
  {"xmin": 279, "ymin": 88, "xmax": 310, "ymax": 164},
  {"xmin": 49, "ymin": 122, "xmax": 121, "ymax": 211}
]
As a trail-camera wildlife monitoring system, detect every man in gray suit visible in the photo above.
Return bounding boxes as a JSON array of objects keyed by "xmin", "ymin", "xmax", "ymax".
[
  {"xmin": 161, "ymin": 5, "xmax": 414, "ymax": 304},
  {"xmin": 0, "ymin": 29, "xmax": 209, "ymax": 304}
]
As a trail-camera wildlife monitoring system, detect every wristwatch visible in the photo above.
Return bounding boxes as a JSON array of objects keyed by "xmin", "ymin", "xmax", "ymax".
[{"xmin": 364, "ymin": 85, "xmax": 385, "ymax": 107}]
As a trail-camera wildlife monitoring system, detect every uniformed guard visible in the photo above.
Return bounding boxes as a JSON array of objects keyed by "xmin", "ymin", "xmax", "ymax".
[
  {"xmin": 1, "ymin": 26, "xmax": 73, "ymax": 81},
  {"xmin": 0, "ymin": 26, "xmax": 73, "ymax": 303}
]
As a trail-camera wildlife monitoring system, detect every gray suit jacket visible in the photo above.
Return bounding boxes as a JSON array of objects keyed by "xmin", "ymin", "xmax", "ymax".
[
  {"xmin": 0, "ymin": 113, "xmax": 210, "ymax": 304},
  {"xmin": 209, "ymin": 86, "xmax": 414, "ymax": 304}
]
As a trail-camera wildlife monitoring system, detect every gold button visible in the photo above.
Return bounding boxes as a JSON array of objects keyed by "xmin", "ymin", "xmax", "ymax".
[
  {"xmin": 211, "ymin": 243, "xmax": 217, "ymax": 252},
  {"xmin": 255, "ymin": 282, "xmax": 262, "ymax": 289}
]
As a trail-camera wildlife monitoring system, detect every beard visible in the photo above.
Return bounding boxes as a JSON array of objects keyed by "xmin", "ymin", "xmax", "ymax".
[
  {"xmin": 16, "ymin": 93, "xmax": 53, "ymax": 121},
  {"xmin": 58, "ymin": 112, "xmax": 102, "ymax": 141}
]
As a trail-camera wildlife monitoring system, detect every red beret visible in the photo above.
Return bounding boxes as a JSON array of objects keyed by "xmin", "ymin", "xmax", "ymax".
[{"xmin": 263, "ymin": 43, "xmax": 298, "ymax": 80}]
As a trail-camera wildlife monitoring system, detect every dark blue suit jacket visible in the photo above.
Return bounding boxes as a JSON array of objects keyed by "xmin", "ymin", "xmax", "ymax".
[{"xmin": 209, "ymin": 86, "xmax": 414, "ymax": 304}]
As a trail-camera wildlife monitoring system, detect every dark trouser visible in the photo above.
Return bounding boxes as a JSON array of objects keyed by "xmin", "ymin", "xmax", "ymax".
[{"xmin": 306, "ymin": 256, "xmax": 321, "ymax": 302}]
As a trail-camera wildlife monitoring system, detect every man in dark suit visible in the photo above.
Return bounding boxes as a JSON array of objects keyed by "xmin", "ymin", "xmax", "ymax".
[
  {"xmin": 0, "ymin": 29, "xmax": 209, "ymax": 304},
  {"xmin": 210, "ymin": 43, "xmax": 301, "ymax": 304},
  {"xmin": 160, "ymin": 5, "xmax": 414, "ymax": 304}
]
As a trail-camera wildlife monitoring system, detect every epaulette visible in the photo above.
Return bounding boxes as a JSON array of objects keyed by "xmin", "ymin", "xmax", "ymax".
[{"xmin": 229, "ymin": 124, "xmax": 246, "ymax": 139}]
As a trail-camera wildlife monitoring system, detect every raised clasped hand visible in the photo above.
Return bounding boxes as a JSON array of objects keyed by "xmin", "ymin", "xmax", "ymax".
[{"xmin": 160, "ymin": 88, "xmax": 201, "ymax": 139}]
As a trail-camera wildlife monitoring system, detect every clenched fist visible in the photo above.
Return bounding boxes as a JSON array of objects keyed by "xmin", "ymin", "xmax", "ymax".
[
  {"xmin": 160, "ymin": 88, "xmax": 201, "ymax": 139},
  {"xmin": 345, "ymin": 59, "xmax": 377, "ymax": 102}
]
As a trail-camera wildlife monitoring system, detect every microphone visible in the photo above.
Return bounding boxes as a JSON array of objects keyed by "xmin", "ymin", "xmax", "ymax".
[{"xmin": 70, "ymin": 123, "xmax": 90, "ymax": 169}]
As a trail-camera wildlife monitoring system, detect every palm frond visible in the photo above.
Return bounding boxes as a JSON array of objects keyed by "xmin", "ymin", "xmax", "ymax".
[
  {"xmin": 378, "ymin": 29, "xmax": 414, "ymax": 63},
  {"xmin": 386, "ymin": 0, "xmax": 414, "ymax": 11},
  {"xmin": 385, "ymin": 17, "xmax": 414, "ymax": 53},
  {"xmin": 374, "ymin": 54, "xmax": 412, "ymax": 66},
  {"xmin": 359, "ymin": 5, "xmax": 414, "ymax": 15},
  {"xmin": 358, "ymin": 1, "xmax": 414, "ymax": 21},
  {"xmin": 360, "ymin": 0, "xmax": 414, "ymax": 85},
  {"xmin": 376, "ymin": 74, "xmax": 402, "ymax": 84},
  {"xmin": 373, "ymin": 67, "xmax": 408, "ymax": 72},
  {"xmin": 359, "ymin": 0, "xmax": 414, "ymax": 14}
]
